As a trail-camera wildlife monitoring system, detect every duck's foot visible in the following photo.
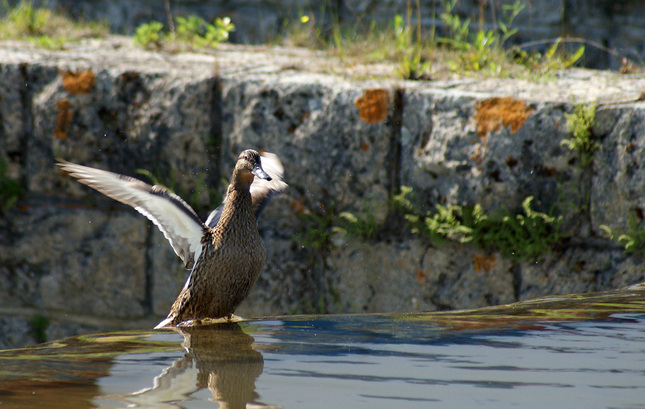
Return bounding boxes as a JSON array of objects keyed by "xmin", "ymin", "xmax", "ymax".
[
  {"xmin": 154, "ymin": 314, "xmax": 246, "ymax": 329},
  {"xmin": 198, "ymin": 315, "xmax": 245, "ymax": 325},
  {"xmin": 175, "ymin": 318, "xmax": 203, "ymax": 327}
]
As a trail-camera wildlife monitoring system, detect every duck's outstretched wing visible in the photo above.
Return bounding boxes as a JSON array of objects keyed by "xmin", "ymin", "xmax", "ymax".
[
  {"xmin": 205, "ymin": 151, "xmax": 288, "ymax": 228},
  {"xmin": 58, "ymin": 161, "xmax": 206, "ymax": 269}
]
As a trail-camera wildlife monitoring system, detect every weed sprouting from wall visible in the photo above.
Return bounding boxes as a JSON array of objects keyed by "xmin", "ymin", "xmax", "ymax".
[
  {"xmin": 563, "ymin": 103, "xmax": 597, "ymax": 168},
  {"xmin": 600, "ymin": 212, "xmax": 645, "ymax": 254},
  {"xmin": 392, "ymin": 186, "xmax": 565, "ymax": 261}
]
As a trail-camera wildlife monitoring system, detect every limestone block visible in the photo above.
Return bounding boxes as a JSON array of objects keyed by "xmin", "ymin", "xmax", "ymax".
[
  {"xmin": 518, "ymin": 246, "xmax": 645, "ymax": 301},
  {"xmin": 327, "ymin": 238, "xmax": 433, "ymax": 313},
  {"xmin": 30, "ymin": 66, "xmax": 217, "ymax": 213},
  {"xmin": 220, "ymin": 73, "xmax": 393, "ymax": 229},
  {"xmin": 602, "ymin": 255, "xmax": 645, "ymax": 289},
  {"xmin": 0, "ymin": 206, "xmax": 148, "ymax": 318},
  {"xmin": 518, "ymin": 248, "xmax": 611, "ymax": 301},
  {"xmin": 0, "ymin": 316, "xmax": 35, "ymax": 349},
  {"xmin": 591, "ymin": 105, "xmax": 645, "ymax": 235},
  {"xmin": 402, "ymin": 88, "xmax": 581, "ymax": 231},
  {"xmin": 0, "ymin": 64, "xmax": 27, "ymax": 169},
  {"xmin": 420, "ymin": 244, "xmax": 516, "ymax": 310},
  {"xmin": 0, "ymin": 63, "xmax": 58, "ymax": 182}
]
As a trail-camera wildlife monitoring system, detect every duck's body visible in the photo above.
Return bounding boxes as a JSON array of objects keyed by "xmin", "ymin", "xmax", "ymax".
[
  {"xmin": 58, "ymin": 150, "xmax": 287, "ymax": 328},
  {"xmin": 162, "ymin": 161, "xmax": 267, "ymax": 326}
]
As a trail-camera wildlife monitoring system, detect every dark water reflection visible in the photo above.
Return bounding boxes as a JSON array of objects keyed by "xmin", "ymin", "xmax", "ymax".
[{"xmin": 1, "ymin": 285, "xmax": 645, "ymax": 408}]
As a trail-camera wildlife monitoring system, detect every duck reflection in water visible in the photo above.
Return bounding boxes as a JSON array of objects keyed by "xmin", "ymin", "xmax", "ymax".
[{"xmin": 125, "ymin": 323, "xmax": 277, "ymax": 409}]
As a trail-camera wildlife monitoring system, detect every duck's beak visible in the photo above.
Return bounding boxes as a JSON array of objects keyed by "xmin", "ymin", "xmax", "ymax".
[{"xmin": 252, "ymin": 163, "xmax": 272, "ymax": 181}]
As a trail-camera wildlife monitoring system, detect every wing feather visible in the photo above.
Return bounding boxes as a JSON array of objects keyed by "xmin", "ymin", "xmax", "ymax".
[{"xmin": 58, "ymin": 161, "xmax": 205, "ymax": 269}]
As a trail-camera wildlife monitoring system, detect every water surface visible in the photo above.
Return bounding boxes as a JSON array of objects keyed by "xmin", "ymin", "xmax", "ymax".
[{"xmin": 1, "ymin": 285, "xmax": 645, "ymax": 408}]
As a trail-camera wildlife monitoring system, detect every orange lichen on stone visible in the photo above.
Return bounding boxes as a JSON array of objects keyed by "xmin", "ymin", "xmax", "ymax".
[
  {"xmin": 473, "ymin": 253, "xmax": 496, "ymax": 274},
  {"xmin": 290, "ymin": 199, "xmax": 305, "ymax": 214},
  {"xmin": 54, "ymin": 98, "xmax": 73, "ymax": 140},
  {"xmin": 416, "ymin": 268, "xmax": 427, "ymax": 283},
  {"xmin": 61, "ymin": 69, "xmax": 96, "ymax": 94},
  {"xmin": 474, "ymin": 97, "xmax": 534, "ymax": 137},
  {"xmin": 355, "ymin": 88, "xmax": 389, "ymax": 124}
]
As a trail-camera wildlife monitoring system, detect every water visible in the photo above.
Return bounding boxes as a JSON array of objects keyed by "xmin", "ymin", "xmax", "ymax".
[{"xmin": 1, "ymin": 286, "xmax": 645, "ymax": 409}]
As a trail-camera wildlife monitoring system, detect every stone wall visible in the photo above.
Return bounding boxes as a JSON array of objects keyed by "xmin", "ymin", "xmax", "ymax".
[
  {"xmin": 7, "ymin": 0, "xmax": 644, "ymax": 69},
  {"xmin": 1, "ymin": 38, "xmax": 645, "ymax": 347}
]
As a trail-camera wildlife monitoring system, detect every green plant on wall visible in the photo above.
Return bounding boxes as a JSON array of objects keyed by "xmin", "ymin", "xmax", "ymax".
[
  {"xmin": 563, "ymin": 103, "xmax": 597, "ymax": 168},
  {"xmin": 294, "ymin": 198, "xmax": 381, "ymax": 249},
  {"xmin": 472, "ymin": 196, "xmax": 564, "ymax": 261},
  {"xmin": 600, "ymin": 212, "xmax": 645, "ymax": 254},
  {"xmin": 294, "ymin": 204, "xmax": 337, "ymax": 250},
  {"xmin": 393, "ymin": 186, "xmax": 564, "ymax": 261},
  {"xmin": 392, "ymin": 186, "xmax": 472, "ymax": 243},
  {"xmin": 332, "ymin": 208, "xmax": 379, "ymax": 240}
]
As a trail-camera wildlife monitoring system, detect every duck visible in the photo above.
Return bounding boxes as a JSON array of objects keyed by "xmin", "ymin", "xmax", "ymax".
[{"xmin": 57, "ymin": 150, "xmax": 287, "ymax": 328}]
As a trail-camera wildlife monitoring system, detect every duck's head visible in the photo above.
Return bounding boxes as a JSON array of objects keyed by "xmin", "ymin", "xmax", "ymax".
[{"xmin": 234, "ymin": 149, "xmax": 272, "ymax": 186}]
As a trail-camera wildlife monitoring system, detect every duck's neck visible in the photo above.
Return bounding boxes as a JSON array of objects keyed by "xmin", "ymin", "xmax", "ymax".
[{"xmin": 217, "ymin": 178, "xmax": 254, "ymax": 229}]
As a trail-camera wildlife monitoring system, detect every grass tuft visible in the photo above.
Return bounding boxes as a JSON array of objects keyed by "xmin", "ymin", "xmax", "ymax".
[
  {"xmin": 133, "ymin": 15, "xmax": 234, "ymax": 51},
  {"xmin": 0, "ymin": 0, "xmax": 109, "ymax": 48}
]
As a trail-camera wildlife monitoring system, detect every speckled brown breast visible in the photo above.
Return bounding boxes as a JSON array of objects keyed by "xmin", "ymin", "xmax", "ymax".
[{"xmin": 166, "ymin": 186, "xmax": 266, "ymax": 324}]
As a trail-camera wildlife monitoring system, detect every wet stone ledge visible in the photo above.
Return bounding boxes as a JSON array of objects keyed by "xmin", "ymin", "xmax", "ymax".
[{"xmin": 1, "ymin": 37, "xmax": 645, "ymax": 347}]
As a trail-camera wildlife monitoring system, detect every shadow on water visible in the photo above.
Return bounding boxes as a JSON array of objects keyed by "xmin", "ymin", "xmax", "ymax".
[{"xmin": 1, "ymin": 284, "xmax": 645, "ymax": 408}]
